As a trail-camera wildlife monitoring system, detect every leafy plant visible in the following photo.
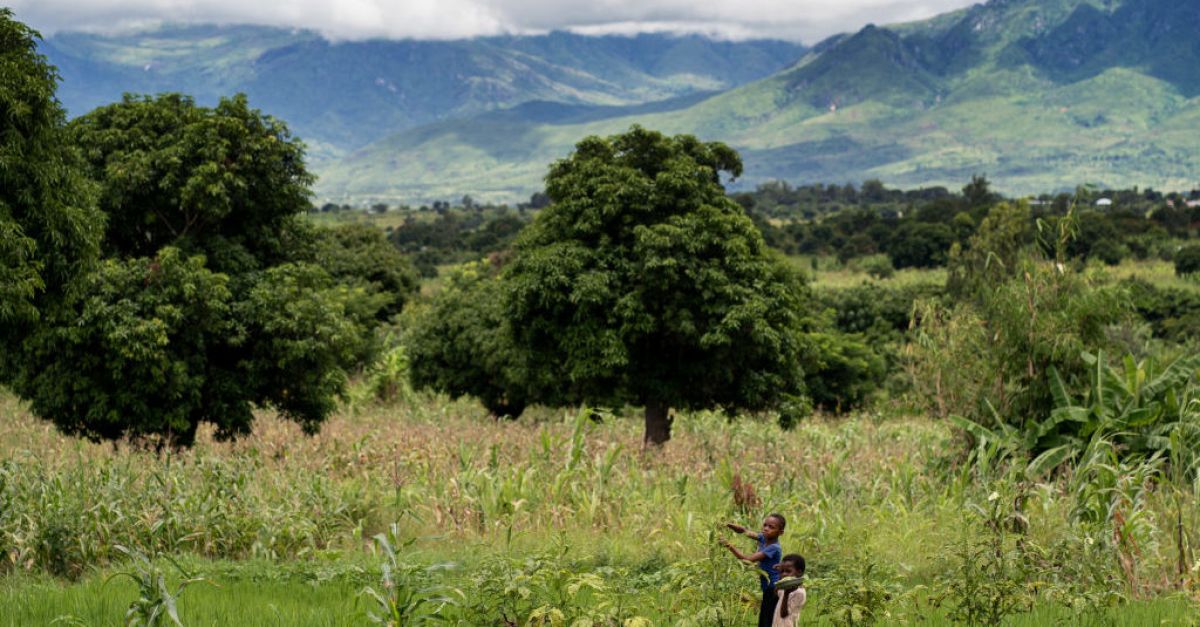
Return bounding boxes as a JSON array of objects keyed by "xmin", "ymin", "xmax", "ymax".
[
  {"xmin": 107, "ymin": 545, "xmax": 211, "ymax": 627},
  {"xmin": 812, "ymin": 558, "xmax": 904, "ymax": 626},
  {"xmin": 359, "ymin": 526, "xmax": 461, "ymax": 625},
  {"xmin": 931, "ymin": 490, "xmax": 1034, "ymax": 626}
]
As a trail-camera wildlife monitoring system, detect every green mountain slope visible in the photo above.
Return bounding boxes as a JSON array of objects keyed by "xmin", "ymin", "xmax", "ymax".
[
  {"xmin": 40, "ymin": 26, "xmax": 805, "ymax": 162},
  {"xmin": 321, "ymin": 0, "xmax": 1200, "ymax": 203}
]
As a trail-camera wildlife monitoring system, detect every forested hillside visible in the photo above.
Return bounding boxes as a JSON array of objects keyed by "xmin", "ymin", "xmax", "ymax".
[
  {"xmin": 41, "ymin": 26, "xmax": 805, "ymax": 162},
  {"xmin": 321, "ymin": 0, "xmax": 1200, "ymax": 203}
]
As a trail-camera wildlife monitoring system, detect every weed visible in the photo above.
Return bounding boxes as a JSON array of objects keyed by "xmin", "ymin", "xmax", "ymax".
[{"xmin": 106, "ymin": 545, "xmax": 211, "ymax": 627}]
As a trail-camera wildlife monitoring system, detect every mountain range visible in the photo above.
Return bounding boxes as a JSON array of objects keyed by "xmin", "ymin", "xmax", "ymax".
[
  {"xmin": 41, "ymin": 26, "xmax": 804, "ymax": 165},
  {"xmin": 39, "ymin": 0, "xmax": 1200, "ymax": 204}
]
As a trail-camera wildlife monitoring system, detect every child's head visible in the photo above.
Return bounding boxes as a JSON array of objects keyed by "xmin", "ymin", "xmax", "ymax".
[
  {"xmin": 778, "ymin": 554, "xmax": 806, "ymax": 579},
  {"xmin": 762, "ymin": 513, "xmax": 786, "ymax": 540}
]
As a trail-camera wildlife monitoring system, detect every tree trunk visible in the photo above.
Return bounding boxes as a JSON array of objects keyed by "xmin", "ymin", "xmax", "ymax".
[{"xmin": 644, "ymin": 400, "xmax": 672, "ymax": 446}]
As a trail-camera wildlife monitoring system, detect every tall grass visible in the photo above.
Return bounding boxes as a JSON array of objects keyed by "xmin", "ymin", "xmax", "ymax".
[{"xmin": 1, "ymin": 390, "xmax": 1198, "ymax": 622}]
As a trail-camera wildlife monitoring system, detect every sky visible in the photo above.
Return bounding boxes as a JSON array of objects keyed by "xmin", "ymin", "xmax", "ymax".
[{"xmin": 9, "ymin": 0, "xmax": 981, "ymax": 43}]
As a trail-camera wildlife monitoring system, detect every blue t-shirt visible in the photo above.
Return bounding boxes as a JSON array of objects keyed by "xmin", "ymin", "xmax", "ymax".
[{"xmin": 757, "ymin": 533, "xmax": 782, "ymax": 591}]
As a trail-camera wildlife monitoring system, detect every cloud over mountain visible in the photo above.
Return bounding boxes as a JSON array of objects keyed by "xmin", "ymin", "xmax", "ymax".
[{"xmin": 11, "ymin": 0, "xmax": 977, "ymax": 42}]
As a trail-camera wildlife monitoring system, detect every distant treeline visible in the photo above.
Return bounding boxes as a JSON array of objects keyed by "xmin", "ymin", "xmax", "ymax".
[
  {"xmin": 738, "ymin": 178, "xmax": 1200, "ymax": 269},
  {"xmin": 342, "ymin": 177, "xmax": 1200, "ymax": 276}
]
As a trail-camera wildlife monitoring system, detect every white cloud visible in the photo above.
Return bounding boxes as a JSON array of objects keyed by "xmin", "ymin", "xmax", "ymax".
[{"xmin": 8, "ymin": 0, "xmax": 979, "ymax": 42}]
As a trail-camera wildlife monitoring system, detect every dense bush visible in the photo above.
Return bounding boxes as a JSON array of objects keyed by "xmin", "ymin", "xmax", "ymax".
[
  {"xmin": 406, "ymin": 262, "xmax": 545, "ymax": 418},
  {"xmin": 309, "ymin": 223, "xmax": 419, "ymax": 321},
  {"xmin": 1176, "ymin": 244, "xmax": 1200, "ymax": 276},
  {"xmin": 909, "ymin": 263, "xmax": 1127, "ymax": 439},
  {"xmin": 1125, "ymin": 278, "xmax": 1200, "ymax": 343},
  {"xmin": 885, "ymin": 222, "xmax": 956, "ymax": 269},
  {"xmin": 799, "ymin": 330, "xmax": 886, "ymax": 414}
]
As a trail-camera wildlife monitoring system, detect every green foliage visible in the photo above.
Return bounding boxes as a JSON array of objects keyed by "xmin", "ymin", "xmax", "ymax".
[
  {"xmin": 7, "ymin": 91, "xmax": 371, "ymax": 446},
  {"xmin": 799, "ymin": 330, "xmax": 886, "ymax": 414},
  {"xmin": 12, "ymin": 248, "xmax": 234, "ymax": 446},
  {"xmin": 0, "ymin": 9, "xmax": 103, "ymax": 362},
  {"xmin": 811, "ymin": 559, "xmax": 904, "ymax": 626},
  {"xmin": 387, "ymin": 207, "xmax": 531, "ymax": 273},
  {"xmin": 1125, "ymin": 278, "xmax": 1200, "ymax": 343},
  {"xmin": 947, "ymin": 202, "xmax": 1033, "ymax": 299},
  {"xmin": 68, "ymin": 93, "xmax": 312, "ymax": 270},
  {"xmin": 931, "ymin": 492, "xmax": 1034, "ymax": 626},
  {"xmin": 107, "ymin": 545, "xmax": 211, "ymax": 627},
  {"xmin": 407, "ymin": 262, "xmax": 540, "ymax": 418},
  {"xmin": 11, "ymin": 246, "xmax": 364, "ymax": 446},
  {"xmin": 1051, "ymin": 351, "xmax": 1200, "ymax": 478},
  {"xmin": 1175, "ymin": 245, "xmax": 1200, "ymax": 277},
  {"xmin": 359, "ymin": 526, "xmax": 460, "ymax": 625},
  {"xmin": 350, "ymin": 341, "xmax": 413, "ymax": 407},
  {"xmin": 910, "ymin": 263, "xmax": 1127, "ymax": 433},
  {"xmin": 885, "ymin": 222, "xmax": 955, "ymax": 269},
  {"xmin": 235, "ymin": 263, "xmax": 369, "ymax": 436},
  {"xmin": 309, "ymin": 223, "xmax": 419, "ymax": 321},
  {"xmin": 505, "ymin": 126, "xmax": 810, "ymax": 442},
  {"xmin": 861, "ymin": 255, "xmax": 895, "ymax": 279}
]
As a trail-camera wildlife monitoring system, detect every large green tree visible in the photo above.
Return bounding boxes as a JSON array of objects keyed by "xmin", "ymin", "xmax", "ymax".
[
  {"xmin": 0, "ymin": 9, "xmax": 102, "ymax": 355},
  {"xmin": 8, "ymin": 89, "xmax": 373, "ymax": 447},
  {"xmin": 504, "ymin": 127, "xmax": 809, "ymax": 444}
]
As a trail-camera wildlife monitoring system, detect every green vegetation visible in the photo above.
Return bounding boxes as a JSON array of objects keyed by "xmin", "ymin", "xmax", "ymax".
[
  {"xmin": 503, "ymin": 128, "xmax": 811, "ymax": 444},
  {"xmin": 7, "ymin": 6, "xmax": 1200, "ymax": 622},
  {"xmin": 0, "ymin": 8, "xmax": 102, "ymax": 354},
  {"xmin": 2, "ymin": 92, "xmax": 391, "ymax": 448},
  {"xmin": 315, "ymin": 0, "xmax": 1200, "ymax": 204},
  {"xmin": 1176, "ymin": 245, "xmax": 1200, "ymax": 277},
  {"xmin": 2, "ymin": 395, "xmax": 1199, "ymax": 623},
  {"xmin": 41, "ymin": 25, "xmax": 804, "ymax": 165}
]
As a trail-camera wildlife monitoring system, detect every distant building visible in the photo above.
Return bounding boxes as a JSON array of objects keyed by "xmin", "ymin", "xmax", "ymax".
[{"xmin": 1096, "ymin": 198, "xmax": 1113, "ymax": 207}]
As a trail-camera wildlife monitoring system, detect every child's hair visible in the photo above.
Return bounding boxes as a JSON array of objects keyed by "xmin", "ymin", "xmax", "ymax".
[
  {"xmin": 767, "ymin": 512, "xmax": 787, "ymax": 530},
  {"xmin": 781, "ymin": 554, "xmax": 806, "ymax": 577}
]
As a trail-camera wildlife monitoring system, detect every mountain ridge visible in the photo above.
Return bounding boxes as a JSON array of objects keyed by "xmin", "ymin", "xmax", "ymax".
[
  {"xmin": 318, "ymin": 0, "xmax": 1200, "ymax": 203},
  {"xmin": 39, "ymin": 25, "xmax": 806, "ymax": 163}
]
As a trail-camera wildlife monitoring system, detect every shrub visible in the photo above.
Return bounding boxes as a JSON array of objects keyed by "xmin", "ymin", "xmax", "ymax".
[
  {"xmin": 861, "ymin": 255, "xmax": 895, "ymax": 279},
  {"xmin": 406, "ymin": 262, "xmax": 540, "ymax": 419},
  {"xmin": 908, "ymin": 262, "xmax": 1127, "ymax": 436},
  {"xmin": 1175, "ymin": 245, "xmax": 1200, "ymax": 276},
  {"xmin": 800, "ymin": 331, "xmax": 886, "ymax": 413}
]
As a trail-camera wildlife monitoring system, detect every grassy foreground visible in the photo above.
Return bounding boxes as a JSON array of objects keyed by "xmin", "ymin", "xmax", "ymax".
[{"xmin": 1, "ymin": 392, "xmax": 1198, "ymax": 624}]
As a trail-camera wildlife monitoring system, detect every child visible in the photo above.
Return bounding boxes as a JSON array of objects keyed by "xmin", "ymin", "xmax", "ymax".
[
  {"xmin": 721, "ymin": 513, "xmax": 785, "ymax": 627},
  {"xmin": 773, "ymin": 554, "xmax": 807, "ymax": 627}
]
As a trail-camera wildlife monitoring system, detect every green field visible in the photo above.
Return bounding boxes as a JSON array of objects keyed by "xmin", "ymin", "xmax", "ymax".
[{"xmin": 2, "ymin": 390, "xmax": 1197, "ymax": 624}]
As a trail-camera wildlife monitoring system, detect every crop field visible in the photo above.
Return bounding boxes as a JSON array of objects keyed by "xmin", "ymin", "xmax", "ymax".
[{"xmin": 1, "ymin": 391, "xmax": 1197, "ymax": 625}]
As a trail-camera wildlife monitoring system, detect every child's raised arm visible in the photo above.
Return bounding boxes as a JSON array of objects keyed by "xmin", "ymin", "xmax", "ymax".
[
  {"xmin": 724, "ymin": 522, "xmax": 759, "ymax": 539},
  {"xmin": 719, "ymin": 538, "xmax": 767, "ymax": 564}
]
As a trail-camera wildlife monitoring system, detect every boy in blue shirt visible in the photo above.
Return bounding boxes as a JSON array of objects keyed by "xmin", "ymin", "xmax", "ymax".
[{"xmin": 721, "ymin": 513, "xmax": 786, "ymax": 627}]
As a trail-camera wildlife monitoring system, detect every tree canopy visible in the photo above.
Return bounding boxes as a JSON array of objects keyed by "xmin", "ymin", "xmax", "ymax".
[
  {"xmin": 68, "ymin": 93, "xmax": 311, "ymax": 272},
  {"xmin": 504, "ymin": 126, "xmax": 810, "ymax": 444},
  {"xmin": 5, "ymin": 85, "xmax": 376, "ymax": 447},
  {"xmin": 0, "ymin": 9, "xmax": 102, "ymax": 342}
]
